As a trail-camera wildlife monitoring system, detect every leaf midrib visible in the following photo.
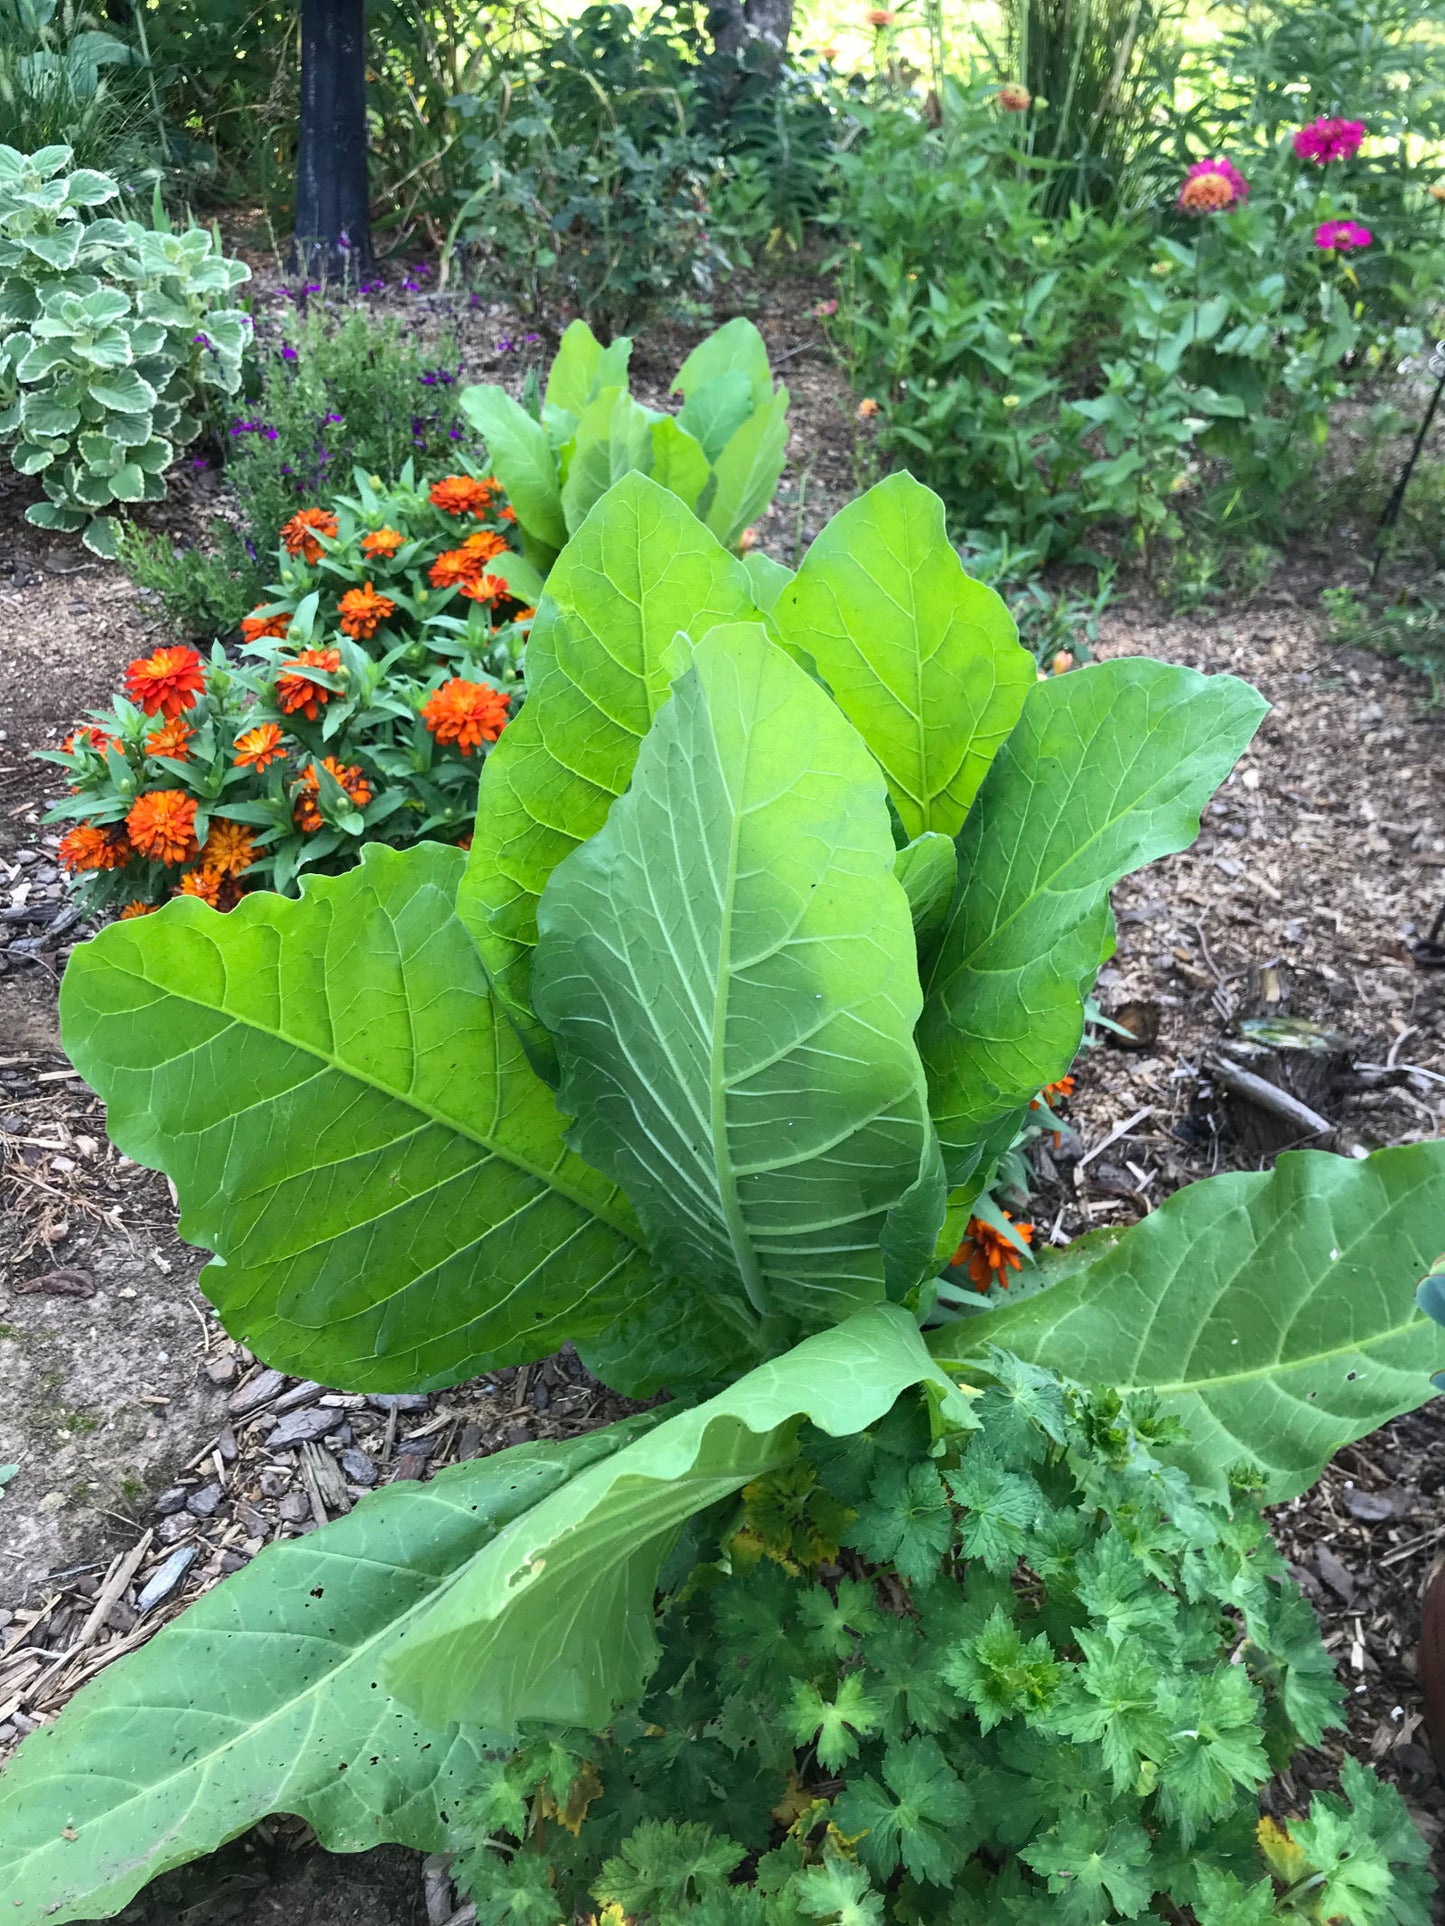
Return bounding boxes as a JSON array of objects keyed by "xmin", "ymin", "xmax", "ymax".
[{"xmin": 99, "ymin": 951, "xmax": 642, "ymax": 1246}]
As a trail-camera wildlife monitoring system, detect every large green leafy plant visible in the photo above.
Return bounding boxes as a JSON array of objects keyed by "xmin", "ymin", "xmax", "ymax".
[
  {"xmin": 2, "ymin": 470, "xmax": 1443, "ymax": 1924},
  {"xmin": 0, "ymin": 143, "xmax": 248, "ymax": 555},
  {"xmin": 460, "ymin": 313, "xmax": 790, "ymax": 571}
]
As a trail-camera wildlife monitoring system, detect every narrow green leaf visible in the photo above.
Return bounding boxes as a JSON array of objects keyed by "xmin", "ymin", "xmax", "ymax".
[
  {"xmin": 648, "ymin": 413, "xmax": 711, "ymax": 511},
  {"xmin": 60, "ymin": 843, "xmax": 649, "ymax": 1389},
  {"xmin": 560, "ymin": 386, "xmax": 655, "ymax": 535},
  {"xmin": 919, "ymin": 660, "xmax": 1266, "ymax": 1188},
  {"xmin": 673, "ymin": 316, "xmax": 774, "ymax": 408},
  {"xmin": 934, "ymin": 1144, "xmax": 1445, "ymax": 1499},
  {"xmin": 705, "ymin": 387, "xmax": 791, "ymax": 550},
  {"xmin": 458, "ymin": 384, "xmax": 565, "ymax": 556},
  {"xmin": 386, "ymin": 1303, "xmax": 977, "ymax": 1730},
  {"xmin": 771, "ymin": 475, "xmax": 1034, "ymax": 840},
  {"xmin": 0, "ymin": 1430, "xmax": 636, "ymax": 1926},
  {"xmin": 458, "ymin": 474, "xmax": 759, "ymax": 1060},
  {"xmin": 532, "ymin": 622, "xmax": 942, "ymax": 1326}
]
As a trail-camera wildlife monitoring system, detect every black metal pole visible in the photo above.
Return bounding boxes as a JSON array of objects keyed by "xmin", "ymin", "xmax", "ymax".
[
  {"xmin": 1371, "ymin": 338, "xmax": 1445, "ymax": 585},
  {"xmin": 292, "ymin": 0, "xmax": 374, "ymax": 280}
]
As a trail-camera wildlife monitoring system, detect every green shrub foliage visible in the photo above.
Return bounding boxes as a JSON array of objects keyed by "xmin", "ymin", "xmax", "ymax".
[
  {"xmin": 1, "ymin": 469, "xmax": 1442, "ymax": 1924},
  {"xmin": 0, "ymin": 143, "xmax": 248, "ymax": 554}
]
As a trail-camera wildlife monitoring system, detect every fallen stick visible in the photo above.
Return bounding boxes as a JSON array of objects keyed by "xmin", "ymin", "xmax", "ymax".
[{"xmin": 1205, "ymin": 1054, "xmax": 1333, "ymax": 1142}]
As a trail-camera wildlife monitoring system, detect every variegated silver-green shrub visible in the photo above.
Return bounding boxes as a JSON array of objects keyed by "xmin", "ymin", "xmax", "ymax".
[{"xmin": 0, "ymin": 144, "xmax": 250, "ymax": 555}]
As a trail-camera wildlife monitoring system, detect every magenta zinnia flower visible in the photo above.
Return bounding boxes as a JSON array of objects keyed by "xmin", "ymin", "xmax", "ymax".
[
  {"xmin": 1177, "ymin": 157, "xmax": 1248, "ymax": 214},
  {"xmin": 1314, "ymin": 218, "xmax": 1372, "ymax": 251},
  {"xmin": 1294, "ymin": 117, "xmax": 1365, "ymax": 164}
]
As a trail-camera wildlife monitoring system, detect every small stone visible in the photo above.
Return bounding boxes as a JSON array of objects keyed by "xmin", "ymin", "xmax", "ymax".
[
  {"xmin": 1315, "ymin": 1544, "xmax": 1357, "ymax": 1602},
  {"xmin": 273, "ymin": 1379, "xmax": 324, "ymax": 1414},
  {"xmin": 395, "ymin": 1434, "xmax": 438, "ymax": 1459},
  {"xmin": 258, "ymin": 1468, "xmax": 288, "ymax": 1498},
  {"xmin": 153, "ymin": 1486, "xmax": 189, "ymax": 1516},
  {"xmin": 216, "ymin": 1426, "xmax": 238, "ymax": 1463},
  {"xmin": 341, "ymin": 1448, "xmax": 378, "ymax": 1487},
  {"xmin": 137, "ymin": 1545, "xmax": 198, "ymax": 1612},
  {"xmin": 278, "ymin": 1490, "xmax": 311, "ymax": 1523},
  {"xmin": 105, "ymin": 1600, "xmax": 137, "ymax": 1634},
  {"xmin": 218, "ymin": 1551, "xmax": 249, "ymax": 1575},
  {"xmin": 1344, "ymin": 1487, "xmax": 1397, "ymax": 1523},
  {"xmin": 267, "ymin": 1406, "xmax": 344, "ymax": 1449},
  {"xmin": 457, "ymin": 1424, "xmax": 483, "ymax": 1461},
  {"xmin": 203, "ymin": 1355, "xmax": 238, "ymax": 1387},
  {"xmin": 368, "ymin": 1393, "xmax": 428, "ymax": 1413},
  {"xmin": 229, "ymin": 1367, "xmax": 286, "ymax": 1417},
  {"xmin": 156, "ymin": 1512, "xmax": 194, "ymax": 1547},
  {"xmin": 186, "ymin": 1482, "xmax": 224, "ymax": 1518},
  {"xmin": 389, "ymin": 1453, "xmax": 428, "ymax": 1482},
  {"xmin": 505, "ymin": 1424, "xmax": 530, "ymax": 1448}
]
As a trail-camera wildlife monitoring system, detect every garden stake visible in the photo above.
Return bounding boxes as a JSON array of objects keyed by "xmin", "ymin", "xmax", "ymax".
[{"xmin": 1372, "ymin": 336, "xmax": 1445, "ymax": 584}]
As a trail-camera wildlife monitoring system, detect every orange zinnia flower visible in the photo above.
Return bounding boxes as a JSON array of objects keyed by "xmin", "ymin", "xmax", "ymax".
[
  {"xmin": 337, "ymin": 580, "xmax": 397, "ymax": 640},
  {"xmin": 293, "ymin": 756, "xmax": 373, "ymax": 833},
  {"xmin": 360, "ymin": 526, "xmax": 404, "ymax": 559},
  {"xmin": 997, "ymin": 82, "xmax": 1032, "ymax": 111},
  {"xmin": 199, "ymin": 819, "xmax": 256, "ymax": 877},
  {"xmin": 58, "ymin": 822, "xmax": 131, "ymax": 873},
  {"xmin": 951, "ymin": 1212, "xmax": 1034, "ymax": 1293},
  {"xmin": 177, "ymin": 868, "xmax": 223, "ymax": 906},
  {"xmin": 119, "ymin": 899, "xmax": 158, "ymax": 919},
  {"xmin": 275, "ymin": 647, "xmax": 343, "ymax": 720},
  {"xmin": 145, "ymin": 716, "xmax": 194, "ymax": 761},
  {"xmin": 461, "ymin": 528, "xmax": 508, "ymax": 563},
  {"xmin": 866, "ymin": 7, "xmax": 896, "ymax": 23},
  {"xmin": 124, "ymin": 645, "xmax": 206, "ymax": 719},
  {"xmin": 241, "ymin": 608, "xmax": 291, "ymax": 644},
  {"xmin": 420, "ymin": 678, "xmax": 511, "ymax": 754},
  {"xmin": 1029, "ymin": 1074, "xmax": 1074, "ymax": 1111},
  {"xmin": 279, "ymin": 507, "xmax": 339, "ymax": 563},
  {"xmin": 512, "ymin": 605, "xmax": 537, "ymax": 627},
  {"xmin": 429, "ymin": 546, "xmax": 484, "ymax": 592},
  {"xmin": 126, "ymin": 789, "xmax": 199, "ymax": 866},
  {"xmin": 856, "ymin": 397, "xmax": 879, "ymax": 421},
  {"xmin": 63, "ymin": 724, "xmax": 114, "ymax": 755},
  {"xmin": 429, "ymin": 474, "xmax": 498, "ymax": 518},
  {"xmin": 233, "ymin": 722, "xmax": 286, "ymax": 771}
]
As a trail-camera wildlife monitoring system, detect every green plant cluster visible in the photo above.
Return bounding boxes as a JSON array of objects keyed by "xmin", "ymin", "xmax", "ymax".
[
  {"xmin": 453, "ymin": 1371, "xmax": 1430, "ymax": 1925},
  {"xmin": 0, "ymin": 142, "xmax": 247, "ymax": 554},
  {"xmin": 460, "ymin": 314, "xmax": 790, "ymax": 567},
  {"xmin": 3, "ymin": 466, "xmax": 1444, "ymax": 1925},
  {"xmin": 0, "ymin": 0, "xmax": 156, "ymax": 176}
]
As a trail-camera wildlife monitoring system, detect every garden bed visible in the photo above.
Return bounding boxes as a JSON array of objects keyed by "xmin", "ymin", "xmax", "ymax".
[{"xmin": 2, "ymin": 283, "xmax": 1445, "ymax": 1913}]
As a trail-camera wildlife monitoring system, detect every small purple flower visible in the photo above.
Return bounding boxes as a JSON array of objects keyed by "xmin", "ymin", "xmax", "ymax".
[
  {"xmin": 305, "ymin": 282, "xmax": 321, "ymax": 294},
  {"xmin": 338, "ymin": 229, "xmax": 351, "ymax": 252},
  {"xmin": 496, "ymin": 334, "xmax": 515, "ymax": 353},
  {"xmin": 402, "ymin": 279, "xmax": 422, "ymax": 292},
  {"xmin": 280, "ymin": 343, "xmax": 299, "ymax": 362},
  {"xmin": 192, "ymin": 456, "xmax": 208, "ymax": 470},
  {"xmin": 262, "ymin": 426, "xmax": 280, "ymax": 440},
  {"xmin": 419, "ymin": 368, "xmax": 456, "ymax": 387},
  {"xmin": 524, "ymin": 332, "xmax": 540, "ymax": 345},
  {"xmin": 230, "ymin": 420, "xmax": 258, "ymax": 436},
  {"xmin": 192, "ymin": 331, "xmax": 213, "ymax": 349},
  {"xmin": 324, "ymin": 411, "xmax": 343, "ymax": 424},
  {"xmin": 245, "ymin": 539, "xmax": 259, "ymax": 561},
  {"xmin": 449, "ymin": 424, "xmax": 464, "ymax": 440}
]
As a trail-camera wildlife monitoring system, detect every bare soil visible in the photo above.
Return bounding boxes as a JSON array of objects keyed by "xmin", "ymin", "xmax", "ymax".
[{"xmin": 2, "ymin": 266, "xmax": 1445, "ymax": 1915}]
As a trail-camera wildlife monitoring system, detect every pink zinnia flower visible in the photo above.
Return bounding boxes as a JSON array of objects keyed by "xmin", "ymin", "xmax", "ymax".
[
  {"xmin": 1294, "ymin": 117, "xmax": 1365, "ymax": 164},
  {"xmin": 1315, "ymin": 219, "xmax": 1372, "ymax": 251},
  {"xmin": 1177, "ymin": 157, "xmax": 1248, "ymax": 214}
]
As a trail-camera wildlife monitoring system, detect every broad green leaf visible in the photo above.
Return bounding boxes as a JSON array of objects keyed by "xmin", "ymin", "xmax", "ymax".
[
  {"xmin": 87, "ymin": 366, "xmax": 155, "ymax": 413},
  {"xmin": 743, "ymin": 549, "xmax": 794, "ymax": 612},
  {"xmin": 705, "ymin": 387, "xmax": 791, "ymax": 550},
  {"xmin": 387, "ymin": 1303, "xmax": 976, "ymax": 1729},
  {"xmin": 533, "ymin": 622, "xmax": 943, "ymax": 1327},
  {"xmin": 772, "ymin": 475, "xmax": 1034, "ymax": 840},
  {"xmin": 894, "ymin": 831, "xmax": 957, "ymax": 962},
  {"xmin": 933, "ymin": 1144, "xmax": 1445, "ymax": 1500},
  {"xmin": 673, "ymin": 315, "xmax": 774, "ymax": 408},
  {"xmin": 459, "ymin": 384, "xmax": 565, "ymax": 557},
  {"xmin": 543, "ymin": 317, "xmax": 632, "ymax": 432},
  {"xmin": 560, "ymin": 386, "xmax": 655, "ymax": 535},
  {"xmin": 918, "ymin": 660, "xmax": 1266, "ymax": 1188},
  {"xmin": 678, "ymin": 367, "xmax": 755, "ymax": 463},
  {"xmin": 487, "ymin": 547, "xmax": 547, "ymax": 606},
  {"xmin": 0, "ymin": 1429, "xmax": 639, "ymax": 1926},
  {"xmin": 458, "ymin": 474, "xmax": 759, "ymax": 1062},
  {"xmin": 20, "ymin": 391, "xmax": 79, "ymax": 436},
  {"xmin": 60, "ymin": 843, "xmax": 649, "ymax": 1390},
  {"xmin": 649, "ymin": 413, "xmax": 711, "ymax": 511}
]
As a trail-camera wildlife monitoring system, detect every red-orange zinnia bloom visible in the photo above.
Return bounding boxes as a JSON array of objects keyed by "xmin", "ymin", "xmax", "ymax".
[
  {"xmin": 951, "ymin": 1212, "xmax": 1034, "ymax": 1293},
  {"xmin": 119, "ymin": 899, "xmax": 158, "ymax": 919},
  {"xmin": 63, "ymin": 724, "xmax": 114, "ymax": 755},
  {"xmin": 998, "ymin": 82, "xmax": 1032, "ymax": 111},
  {"xmin": 126, "ymin": 789, "xmax": 199, "ymax": 866},
  {"xmin": 429, "ymin": 474, "xmax": 498, "ymax": 518},
  {"xmin": 337, "ymin": 581, "xmax": 397, "ymax": 640},
  {"xmin": 293, "ymin": 756, "xmax": 373, "ymax": 832},
  {"xmin": 200, "ymin": 819, "xmax": 256, "ymax": 877},
  {"xmin": 233, "ymin": 722, "xmax": 286, "ymax": 771},
  {"xmin": 429, "ymin": 546, "xmax": 485, "ymax": 592},
  {"xmin": 177, "ymin": 868, "xmax": 223, "ymax": 906},
  {"xmin": 275, "ymin": 647, "xmax": 343, "ymax": 720},
  {"xmin": 866, "ymin": 7, "xmax": 895, "ymax": 24},
  {"xmin": 145, "ymin": 715, "xmax": 194, "ymax": 761},
  {"xmin": 124, "ymin": 645, "xmax": 206, "ymax": 719},
  {"xmin": 420, "ymin": 678, "xmax": 511, "ymax": 754},
  {"xmin": 360, "ymin": 526, "xmax": 404, "ymax": 559},
  {"xmin": 241, "ymin": 608, "xmax": 291, "ymax": 644},
  {"xmin": 280, "ymin": 507, "xmax": 339, "ymax": 563},
  {"xmin": 58, "ymin": 822, "xmax": 131, "ymax": 873},
  {"xmin": 461, "ymin": 528, "xmax": 509, "ymax": 563},
  {"xmin": 1029, "ymin": 1074, "xmax": 1075, "ymax": 1111}
]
